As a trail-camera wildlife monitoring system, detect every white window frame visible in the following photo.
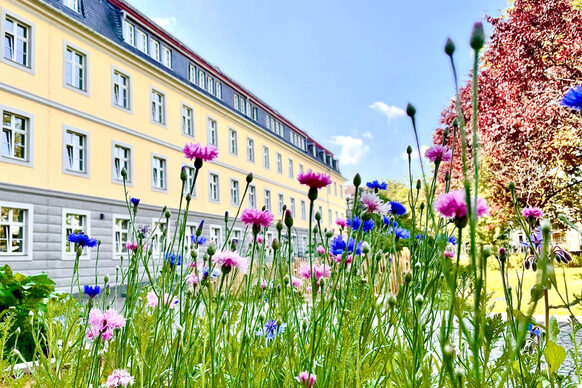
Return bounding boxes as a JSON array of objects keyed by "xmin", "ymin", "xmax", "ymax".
[
  {"xmin": 262, "ymin": 146, "xmax": 269, "ymax": 169},
  {"xmin": 0, "ymin": 106, "xmax": 34, "ymax": 167},
  {"xmin": 252, "ymin": 107, "xmax": 257, "ymax": 121},
  {"xmin": 150, "ymin": 88, "xmax": 166, "ymax": 126},
  {"xmin": 63, "ymin": 0, "xmax": 80, "ymax": 12},
  {"xmin": 248, "ymin": 185, "xmax": 256, "ymax": 208},
  {"xmin": 0, "ymin": 201, "xmax": 33, "ymax": 260},
  {"xmin": 136, "ymin": 30, "xmax": 148, "ymax": 53},
  {"xmin": 246, "ymin": 137, "xmax": 255, "ymax": 163},
  {"xmin": 228, "ymin": 128, "xmax": 238, "ymax": 155},
  {"xmin": 278, "ymin": 193, "xmax": 284, "ymax": 215},
  {"xmin": 290, "ymin": 197, "xmax": 296, "ymax": 217},
  {"xmin": 182, "ymin": 164, "xmax": 197, "ymax": 197},
  {"xmin": 61, "ymin": 208, "xmax": 91, "ymax": 260},
  {"xmin": 149, "ymin": 38, "xmax": 160, "ymax": 61},
  {"xmin": 162, "ymin": 46, "xmax": 172, "ymax": 68},
  {"xmin": 151, "ymin": 153, "xmax": 168, "ymax": 192},
  {"xmin": 113, "ymin": 214, "xmax": 131, "ymax": 257},
  {"xmin": 264, "ymin": 189, "xmax": 271, "ymax": 212},
  {"xmin": 209, "ymin": 172, "xmax": 220, "ymax": 202},
  {"xmin": 122, "ymin": 19, "xmax": 134, "ymax": 46},
  {"xmin": 112, "ymin": 67, "xmax": 131, "ymax": 111},
  {"xmin": 328, "ymin": 209, "xmax": 332, "ymax": 226},
  {"xmin": 206, "ymin": 75, "xmax": 214, "ymax": 94},
  {"xmin": 207, "ymin": 116, "xmax": 218, "ymax": 146},
  {"xmin": 63, "ymin": 41, "xmax": 89, "ymax": 95},
  {"xmin": 62, "ymin": 126, "xmax": 89, "ymax": 177},
  {"xmin": 188, "ymin": 63, "xmax": 196, "ymax": 83},
  {"xmin": 288, "ymin": 158, "xmax": 294, "ymax": 179},
  {"xmin": 151, "ymin": 218, "xmax": 169, "ymax": 256},
  {"xmin": 112, "ymin": 140, "xmax": 133, "ymax": 185},
  {"xmin": 1, "ymin": 10, "xmax": 35, "ymax": 73},
  {"xmin": 300, "ymin": 200, "xmax": 306, "ymax": 220},
  {"xmin": 215, "ymin": 81, "xmax": 222, "ymax": 99},
  {"xmin": 198, "ymin": 69, "xmax": 205, "ymax": 89},
  {"xmin": 181, "ymin": 104, "xmax": 194, "ymax": 137},
  {"xmin": 209, "ymin": 225, "xmax": 222, "ymax": 246},
  {"xmin": 276, "ymin": 153, "xmax": 282, "ymax": 174},
  {"xmin": 230, "ymin": 178, "xmax": 240, "ymax": 206}
]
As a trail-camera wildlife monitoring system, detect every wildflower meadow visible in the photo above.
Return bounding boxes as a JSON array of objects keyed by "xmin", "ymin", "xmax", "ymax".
[{"xmin": 3, "ymin": 8, "xmax": 582, "ymax": 388}]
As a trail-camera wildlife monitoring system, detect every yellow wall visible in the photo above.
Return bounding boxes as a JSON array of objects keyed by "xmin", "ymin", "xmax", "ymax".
[{"xmin": 0, "ymin": 0, "xmax": 347, "ymax": 229}]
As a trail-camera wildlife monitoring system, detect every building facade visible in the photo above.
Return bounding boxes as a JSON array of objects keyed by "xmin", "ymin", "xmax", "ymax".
[{"xmin": 0, "ymin": 0, "xmax": 346, "ymax": 289}]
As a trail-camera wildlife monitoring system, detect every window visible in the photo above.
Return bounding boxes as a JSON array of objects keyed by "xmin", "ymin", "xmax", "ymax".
[
  {"xmin": 149, "ymin": 38, "xmax": 160, "ymax": 61},
  {"xmin": 246, "ymin": 101, "xmax": 252, "ymax": 117},
  {"xmin": 62, "ymin": 209, "xmax": 89, "ymax": 256},
  {"xmin": 3, "ymin": 15, "xmax": 31, "ymax": 69},
  {"xmin": 188, "ymin": 63, "xmax": 196, "ymax": 83},
  {"xmin": 300, "ymin": 200, "xmax": 306, "ymax": 220},
  {"xmin": 162, "ymin": 46, "xmax": 172, "ymax": 68},
  {"xmin": 207, "ymin": 118, "xmax": 218, "ymax": 146},
  {"xmin": 152, "ymin": 155, "xmax": 167, "ymax": 191},
  {"xmin": 248, "ymin": 185, "xmax": 256, "ymax": 208},
  {"xmin": 63, "ymin": 0, "xmax": 80, "ymax": 12},
  {"xmin": 232, "ymin": 229, "xmax": 241, "ymax": 248},
  {"xmin": 278, "ymin": 193, "xmax": 284, "ymax": 215},
  {"xmin": 334, "ymin": 182, "xmax": 337, "ymax": 196},
  {"xmin": 335, "ymin": 211, "xmax": 339, "ymax": 222},
  {"xmin": 215, "ymin": 81, "xmax": 222, "ymax": 99},
  {"xmin": 266, "ymin": 115, "xmax": 284, "ymax": 136},
  {"xmin": 206, "ymin": 75, "xmax": 214, "ymax": 94},
  {"xmin": 318, "ymin": 206, "xmax": 323, "ymax": 220},
  {"xmin": 247, "ymin": 138, "xmax": 255, "ymax": 162},
  {"xmin": 290, "ymin": 197, "xmax": 296, "ymax": 217},
  {"xmin": 234, "ymin": 94, "xmax": 239, "ymax": 111},
  {"xmin": 151, "ymin": 89, "xmax": 165, "ymax": 124},
  {"xmin": 252, "ymin": 107, "xmax": 258, "ymax": 121},
  {"xmin": 183, "ymin": 166, "xmax": 196, "ymax": 197},
  {"xmin": 64, "ymin": 129, "xmax": 87, "ymax": 174},
  {"xmin": 230, "ymin": 179, "xmax": 240, "ymax": 205},
  {"xmin": 152, "ymin": 221, "xmax": 167, "ymax": 255},
  {"xmin": 228, "ymin": 129, "xmax": 237, "ymax": 155},
  {"xmin": 276, "ymin": 153, "xmax": 282, "ymax": 174},
  {"xmin": 299, "ymin": 164, "xmax": 304, "ymax": 174},
  {"xmin": 65, "ymin": 45, "xmax": 87, "ymax": 92},
  {"xmin": 113, "ymin": 216, "xmax": 130, "ymax": 255},
  {"xmin": 136, "ymin": 30, "xmax": 147, "ymax": 53},
  {"xmin": 328, "ymin": 209, "xmax": 332, "ymax": 226},
  {"xmin": 340, "ymin": 187, "xmax": 343, "ymax": 199},
  {"xmin": 198, "ymin": 69, "xmax": 205, "ymax": 89},
  {"xmin": 0, "ymin": 203, "xmax": 31, "ymax": 257},
  {"xmin": 209, "ymin": 173, "xmax": 219, "ymax": 201},
  {"xmin": 122, "ymin": 20, "xmax": 134, "ymax": 46},
  {"xmin": 113, "ymin": 70, "xmax": 130, "ymax": 110},
  {"xmin": 182, "ymin": 105, "xmax": 193, "ymax": 136},
  {"xmin": 113, "ymin": 143, "xmax": 131, "ymax": 183},
  {"xmin": 288, "ymin": 159, "xmax": 294, "ymax": 179},
  {"xmin": 210, "ymin": 226, "xmax": 221, "ymax": 245},
  {"xmin": 262, "ymin": 146, "xmax": 270, "ymax": 168},
  {"xmin": 264, "ymin": 190, "xmax": 271, "ymax": 211},
  {"xmin": 1, "ymin": 111, "xmax": 29, "ymax": 162},
  {"xmin": 290, "ymin": 130, "xmax": 306, "ymax": 150}
]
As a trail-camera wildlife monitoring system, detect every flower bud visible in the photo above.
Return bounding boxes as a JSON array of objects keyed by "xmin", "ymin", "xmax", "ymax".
[
  {"xmin": 186, "ymin": 194, "xmax": 192, "ymax": 202},
  {"xmin": 454, "ymin": 366, "xmax": 464, "ymax": 380},
  {"xmin": 444, "ymin": 38, "xmax": 455, "ymax": 56},
  {"xmin": 165, "ymin": 210, "xmax": 171, "ymax": 220},
  {"xmin": 353, "ymin": 173, "xmax": 361, "ymax": 187},
  {"xmin": 246, "ymin": 173, "xmax": 253, "ymax": 183},
  {"xmin": 272, "ymin": 239, "xmax": 280, "ymax": 250},
  {"xmin": 325, "ymin": 230, "xmax": 333, "ymax": 238},
  {"xmin": 180, "ymin": 166, "xmax": 187, "ymax": 182},
  {"xmin": 508, "ymin": 181, "xmax": 516, "ymax": 191},
  {"xmin": 276, "ymin": 221, "xmax": 283, "ymax": 232},
  {"xmin": 104, "ymin": 274, "xmax": 110, "ymax": 284},
  {"xmin": 419, "ymin": 202, "xmax": 425, "ymax": 211},
  {"xmin": 176, "ymin": 323, "xmax": 183, "ymax": 333},
  {"xmin": 406, "ymin": 103, "xmax": 416, "ymax": 118},
  {"xmin": 415, "ymin": 294, "xmax": 424, "ymax": 306},
  {"xmin": 284, "ymin": 209, "xmax": 293, "ymax": 228},
  {"xmin": 406, "ymin": 145, "xmax": 413, "ymax": 155},
  {"xmin": 387, "ymin": 293, "xmax": 397, "ymax": 307},
  {"xmin": 315, "ymin": 212, "xmax": 321, "ymax": 221},
  {"xmin": 206, "ymin": 244, "xmax": 216, "ymax": 256},
  {"xmin": 444, "ymin": 344, "xmax": 453, "ymax": 357},
  {"xmin": 224, "ymin": 211, "xmax": 229, "ymax": 223},
  {"xmin": 470, "ymin": 22, "xmax": 485, "ymax": 50},
  {"xmin": 120, "ymin": 167, "xmax": 127, "ymax": 178},
  {"xmin": 362, "ymin": 241, "xmax": 370, "ymax": 254},
  {"xmin": 403, "ymin": 270, "xmax": 412, "ymax": 283},
  {"xmin": 416, "ymin": 179, "xmax": 421, "ymax": 190},
  {"xmin": 499, "ymin": 247, "xmax": 506, "ymax": 263},
  {"xmin": 414, "ymin": 262, "xmax": 421, "ymax": 271}
]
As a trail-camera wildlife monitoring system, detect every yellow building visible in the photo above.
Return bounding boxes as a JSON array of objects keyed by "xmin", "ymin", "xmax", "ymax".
[{"xmin": 0, "ymin": 0, "xmax": 347, "ymax": 288}]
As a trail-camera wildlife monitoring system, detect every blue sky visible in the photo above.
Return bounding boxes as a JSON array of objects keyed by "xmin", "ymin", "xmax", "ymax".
[{"xmin": 129, "ymin": 0, "xmax": 509, "ymax": 183}]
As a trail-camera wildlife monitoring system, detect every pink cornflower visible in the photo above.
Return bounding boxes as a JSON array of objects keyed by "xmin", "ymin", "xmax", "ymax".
[
  {"xmin": 106, "ymin": 369, "xmax": 135, "ymax": 387},
  {"xmin": 522, "ymin": 207, "xmax": 543, "ymax": 219},
  {"xmin": 444, "ymin": 251, "xmax": 455, "ymax": 259},
  {"xmin": 334, "ymin": 254, "xmax": 352, "ymax": 265},
  {"xmin": 434, "ymin": 190, "xmax": 488, "ymax": 227},
  {"xmin": 212, "ymin": 251, "xmax": 249, "ymax": 273},
  {"xmin": 336, "ymin": 218, "xmax": 347, "ymax": 228},
  {"xmin": 298, "ymin": 263, "xmax": 311, "ymax": 279},
  {"xmin": 291, "ymin": 276, "xmax": 303, "ymax": 288},
  {"xmin": 425, "ymin": 145, "xmax": 452, "ymax": 163},
  {"xmin": 241, "ymin": 208, "xmax": 274, "ymax": 229},
  {"xmin": 260, "ymin": 279, "xmax": 268, "ymax": 289},
  {"xmin": 125, "ymin": 241, "xmax": 138, "ymax": 251},
  {"xmin": 297, "ymin": 169, "xmax": 332, "ymax": 190},
  {"xmin": 360, "ymin": 192, "xmax": 390, "ymax": 215},
  {"xmin": 146, "ymin": 291, "xmax": 178, "ymax": 309},
  {"xmin": 185, "ymin": 272, "xmax": 199, "ymax": 287},
  {"xmin": 87, "ymin": 308, "xmax": 126, "ymax": 341},
  {"xmin": 295, "ymin": 371, "xmax": 316, "ymax": 387},
  {"xmin": 183, "ymin": 142, "xmax": 218, "ymax": 162},
  {"xmin": 314, "ymin": 264, "xmax": 331, "ymax": 281},
  {"xmin": 257, "ymin": 236, "xmax": 264, "ymax": 244},
  {"xmin": 316, "ymin": 245, "xmax": 325, "ymax": 255}
]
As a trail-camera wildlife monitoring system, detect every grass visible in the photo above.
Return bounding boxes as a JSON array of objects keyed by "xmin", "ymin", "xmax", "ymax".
[{"xmin": 486, "ymin": 263, "xmax": 582, "ymax": 317}]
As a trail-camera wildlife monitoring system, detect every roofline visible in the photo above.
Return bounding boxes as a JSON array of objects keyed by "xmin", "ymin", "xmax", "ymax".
[{"xmin": 108, "ymin": 0, "xmax": 335, "ymax": 157}]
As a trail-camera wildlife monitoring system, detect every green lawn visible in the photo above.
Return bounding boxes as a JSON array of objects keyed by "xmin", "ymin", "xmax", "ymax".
[{"xmin": 486, "ymin": 265, "xmax": 582, "ymax": 317}]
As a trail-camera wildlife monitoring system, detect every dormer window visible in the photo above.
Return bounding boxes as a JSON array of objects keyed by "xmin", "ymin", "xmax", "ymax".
[
  {"xmin": 161, "ymin": 46, "xmax": 172, "ymax": 68},
  {"xmin": 149, "ymin": 38, "xmax": 160, "ymax": 61},
  {"xmin": 122, "ymin": 20, "xmax": 134, "ymax": 46},
  {"xmin": 63, "ymin": 0, "xmax": 80, "ymax": 12}
]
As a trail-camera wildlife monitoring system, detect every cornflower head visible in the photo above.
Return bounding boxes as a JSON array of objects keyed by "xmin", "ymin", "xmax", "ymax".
[
  {"xmin": 130, "ymin": 197, "xmax": 140, "ymax": 212},
  {"xmin": 347, "ymin": 216, "xmax": 361, "ymax": 231},
  {"xmin": 295, "ymin": 371, "xmax": 316, "ymax": 387},
  {"xmin": 137, "ymin": 224, "xmax": 151, "ymax": 238},
  {"xmin": 191, "ymin": 235, "xmax": 207, "ymax": 245},
  {"xmin": 444, "ymin": 250, "xmax": 455, "ymax": 259},
  {"xmin": 388, "ymin": 201, "xmax": 407, "ymax": 216},
  {"xmin": 106, "ymin": 369, "xmax": 135, "ymax": 387},
  {"xmin": 521, "ymin": 207, "xmax": 543, "ymax": 220},
  {"xmin": 360, "ymin": 192, "xmax": 390, "ymax": 215},
  {"xmin": 291, "ymin": 276, "xmax": 303, "ymax": 288},
  {"xmin": 185, "ymin": 272, "xmax": 199, "ymax": 288},
  {"xmin": 314, "ymin": 264, "xmax": 331, "ymax": 281},
  {"xmin": 86, "ymin": 308, "xmax": 126, "ymax": 341},
  {"xmin": 67, "ymin": 232, "xmax": 98, "ymax": 248},
  {"xmin": 316, "ymin": 245, "xmax": 325, "ymax": 255},
  {"xmin": 297, "ymin": 169, "xmax": 332, "ymax": 200},
  {"xmin": 329, "ymin": 235, "xmax": 362, "ymax": 256},
  {"xmin": 298, "ymin": 263, "xmax": 311, "ymax": 279},
  {"xmin": 561, "ymin": 85, "xmax": 582, "ymax": 111},
  {"xmin": 165, "ymin": 253, "xmax": 182, "ymax": 268},
  {"xmin": 183, "ymin": 142, "xmax": 219, "ymax": 167},
  {"xmin": 335, "ymin": 218, "xmax": 347, "ymax": 228},
  {"xmin": 366, "ymin": 180, "xmax": 387, "ymax": 191},
  {"xmin": 263, "ymin": 320, "xmax": 287, "ymax": 340},
  {"xmin": 390, "ymin": 226, "xmax": 410, "ymax": 240},
  {"xmin": 362, "ymin": 219, "xmax": 374, "ymax": 233},
  {"xmin": 425, "ymin": 145, "xmax": 452, "ymax": 163},
  {"xmin": 434, "ymin": 190, "xmax": 489, "ymax": 228},
  {"xmin": 146, "ymin": 291, "xmax": 179, "ymax": 309},
  {"xmin": 83, "ymin": 285, "xmax": 101, "ymax": 299},
  {"xmin": 125, "ymin": 241, "xmax": 138, "ymax": 251},
  {"xmin": 241, "ymin": 208, "xmax": 274, "ymax": 235},
  {"xmin": 212, "ymin": 251, "xmax": 249, "ymax": 274}
]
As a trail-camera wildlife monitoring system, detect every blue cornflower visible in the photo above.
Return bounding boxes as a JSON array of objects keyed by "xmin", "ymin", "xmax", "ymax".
[
  {"xmin": 522, "ymin": 228, "xmax": 543, "ymax": 249},
  {"xmin": 388, "ymin": 201, "xmax": 407, "ymax": 216},
  {"xmin": 416, "ymin": 234, "xmax": 424, "ymax": 240},
  {"xmin": 329, "ymin": 235, "xmax": 362, "ymax": 256},
  {"xmin": 448, "ymin": 236, "xmax": 457, "ymax": 245},
  {"xmin": 391, "ymin": 226, "xmax": 410, "ymax": 240},
  {"xmin": 137, "ymin": 224, "xmax": 151, "ymax": 238},
  {"xmin": 130, "ymin": 197, "xmax": 140, "ymax": 207},
  {"xmin": 366, "ymin": 180, "xmax": 387, "ymax": 190},
  {"xmin": 202, "ymin": 267, "xmax": 221, "ymax": 279},
  {"xmin": 561, "ymin": 85, "xmax": 582, "ymax": 111},
  {"xmin": 67, "ymin": 232, "xmax": 98, "ymax": 248},
  {"xmin": 166, "ymin": 253, "xmax": 182, "ymax": 267},
  {"xmin": 362, "ymin": 219, "xmax": 374, "ymax": 233},
  {"xmin": 83, "ymin": 285, "xmax": 101, "ymax": 298},
  {"xmin": 383, "ymin": 216, "xmax": 398, "ymax": 227},
  {"xmin": 528, "ymin": 323, "xmax": 541, "ymax": 339},
  {"xmin": 191, "ymin": 235, "xmax": 208, "ymax": 245},
  {"xmin": 347, "ymin": 216, "xmax": 361, "ymax": 230}
]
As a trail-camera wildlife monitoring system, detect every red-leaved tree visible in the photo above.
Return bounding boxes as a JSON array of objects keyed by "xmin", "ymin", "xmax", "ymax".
[{"xmin": 433, "ymin": 0, "xmax": 582, "ymax": 226}]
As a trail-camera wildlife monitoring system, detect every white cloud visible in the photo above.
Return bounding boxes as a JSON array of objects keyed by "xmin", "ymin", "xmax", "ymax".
[
  {"xmin": 331, "ymin": 135, "xmax": 370, "ymax": 166},
  {"xmin": 153, "ymin": 16, "xmax": 177, "ymax": 30},
  {"xmin": 368, "ymin": 101, "xmax": 405, "ymax": 122},
  {"xmin": 400, "ymin": 145, "xmax": 429, "ymax": 160},
  {"xmin": 362, "ymin": 131, "xmax": 373, "ymax": 139}
]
